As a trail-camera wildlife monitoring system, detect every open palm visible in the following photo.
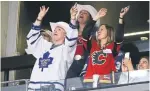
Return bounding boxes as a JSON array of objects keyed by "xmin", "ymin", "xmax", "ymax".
[
  {"xmin": 38, "ymin": 6, "xmax": 49, "ymax": 20},
  {"xmin": 98, "ymin": 8, "xmax": 107, "ymax": 18},
  {"xmin": 94, "ymin": 8, "xmax": 107, "ymax": 21}
]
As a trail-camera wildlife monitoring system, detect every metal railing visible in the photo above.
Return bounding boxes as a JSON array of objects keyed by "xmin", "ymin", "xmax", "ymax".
[
  {"xmin": 1, "ymin": 79, "xmax": 29, "ymax": 91},
  {"xmin": 1, "ymin": 70, "xmax": 150, "ymax": 91}
]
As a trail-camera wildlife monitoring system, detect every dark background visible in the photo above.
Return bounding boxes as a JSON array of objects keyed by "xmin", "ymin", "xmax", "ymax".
[{"xmin": 24, "ymin": 1, "xmax": 149, "ymax": 42}]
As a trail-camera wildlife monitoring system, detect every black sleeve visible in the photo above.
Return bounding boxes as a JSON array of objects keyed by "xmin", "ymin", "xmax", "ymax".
[
  {"xmin": 115, "ymin": 23, "xmax": 125, "ymax": 43},
  {"xmin": 82, "ymin": 20, "xmax": 97, "ymax": 40},
  {"xmin": 82, "ymin": 20, "xmax": 97, "ymax": 53}
]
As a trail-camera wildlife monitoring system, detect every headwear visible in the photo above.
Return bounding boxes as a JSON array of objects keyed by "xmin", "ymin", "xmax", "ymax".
[
  {"xmin": 49, "ymin": 21, "xmax": 77, "ymax": 44},
  {"xmin": 49, "ymin": 21, "xmax": 73, "ymax": 36},
  {"xmin": 76, "ymin": 4, "xmax": 100, "ymax": 27}
]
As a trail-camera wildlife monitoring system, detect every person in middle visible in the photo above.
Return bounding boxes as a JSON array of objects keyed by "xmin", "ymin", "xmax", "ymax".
[{"xmin": 66, "ymin": 3, "xmax": 107, "ymax": 78}]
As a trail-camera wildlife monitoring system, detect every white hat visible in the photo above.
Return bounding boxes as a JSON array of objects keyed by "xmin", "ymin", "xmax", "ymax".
[
  {"xmin": 49, "ymin": 21, "xmax": 73, "ymax": 35},
  {"xmin": 76, "ymin": 4, "xmax": 100, "ymax": 27},
  {"xmin": 49, "ymin": 21, "xmax": 77, "ymax": 45}
]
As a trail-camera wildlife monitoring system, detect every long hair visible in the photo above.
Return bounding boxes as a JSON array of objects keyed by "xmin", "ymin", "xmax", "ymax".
[
  {"xmin": 76, "ymin": 12, "xmax": 93, "ymax": 29},
  {"xmin": 96, "ymin": 24, "xmax": 114, "ymax": 46}
]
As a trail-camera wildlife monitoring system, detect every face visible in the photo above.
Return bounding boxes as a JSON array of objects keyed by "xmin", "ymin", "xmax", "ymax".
[
  {"xmin": 138, "ymin": 58, "xmax": 149, "ymax": 70},
  {"xmin": 97, "ymin": 25, "xmax": 108, "ymax": 40},
  {"xmin": 52, "ymin": 26, "xmax": 66, "ymax": 41},
  {"xmin": 77, "ymin": 10, "xmax": 91, "ymax": 24}
]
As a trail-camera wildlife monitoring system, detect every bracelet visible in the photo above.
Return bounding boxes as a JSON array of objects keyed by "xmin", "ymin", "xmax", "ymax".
[
  {"xmin": 119, "ymin": 17, "xmax": 124, "ymax": 19},
  {"xmin": 36, "ymin": 18, "xmax": 42, "ymax": 21}
]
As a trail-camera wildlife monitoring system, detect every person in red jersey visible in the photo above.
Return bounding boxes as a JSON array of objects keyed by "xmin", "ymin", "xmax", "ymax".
[{"xmin": 83, "ymin": 6, "xmax": 130, "ymax": 82}]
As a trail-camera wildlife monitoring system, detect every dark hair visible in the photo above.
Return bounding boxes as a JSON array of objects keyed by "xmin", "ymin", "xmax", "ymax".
[
  {"xmin": 76, "ymin": 11, "xmax": 93, "ymax": 29},
  {"xmin": 120, "ymin": 43, "xmax": 140, "ymax": 69}
]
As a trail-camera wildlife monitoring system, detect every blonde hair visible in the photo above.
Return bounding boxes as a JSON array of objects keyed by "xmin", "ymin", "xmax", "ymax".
[{"xmin": 40, "ymin": 29, "xmax": 52, "ymax": 42}]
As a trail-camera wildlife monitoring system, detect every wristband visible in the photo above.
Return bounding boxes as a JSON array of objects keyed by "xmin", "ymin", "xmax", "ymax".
[
  {"xmin": 119, "ymin": 17, "xmax": 124, "ymax": 19},
  {"xmin": 36, "ymin": 18, "xmax": 42, "ymax": 21}
]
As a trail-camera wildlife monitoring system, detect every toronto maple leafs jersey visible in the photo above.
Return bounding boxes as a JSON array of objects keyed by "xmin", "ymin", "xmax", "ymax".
[{"xmin": 26, "ymin": 22, "xmax": 78, "ymax": 91}]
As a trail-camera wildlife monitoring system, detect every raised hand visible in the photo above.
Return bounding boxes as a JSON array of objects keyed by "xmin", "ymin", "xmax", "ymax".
[
  {"xmin": 70, "ymin": 3, "xmax": 78, "ymax": 20},
  {"xmin": 120, "ymin": 6, "xmax": 130, "ymax": 18},
  {"xmin": 121, "ymin": 59, "xmax": 128, "ymax": 72},
  {"xmin": 37, "ymin": 5, "xmax": 49, "ymax": 20},
  {"xmin": 93, "ymin": 8, "xmax": 107, "ymax": 21},
  {"xmin": 98, "ymin": 8, "xmax": 107, "ymax": 18},
  {"xmin": 122, "ymin": 58, "xmax": 134, "ymax": 72}
]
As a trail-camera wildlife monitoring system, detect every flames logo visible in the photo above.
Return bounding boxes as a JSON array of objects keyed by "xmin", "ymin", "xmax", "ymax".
[{"xmin": 92, "ymin": 50, "xmax": 107, "ymax": 65}]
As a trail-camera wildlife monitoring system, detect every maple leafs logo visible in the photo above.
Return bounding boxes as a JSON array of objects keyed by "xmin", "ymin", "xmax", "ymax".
[
  {"xmin": 92, "ymin": 50, "xmax": 107, "ymax": 65},
  {"xmin": 39, "ymin": 52, "xmax": 53, "ymax": 71}
]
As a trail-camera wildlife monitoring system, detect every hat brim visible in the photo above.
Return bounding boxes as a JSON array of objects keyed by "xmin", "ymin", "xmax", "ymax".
[
  {"xmin": 49, "ymin": 22, "xmax": 70, "ymax": 33},
  {"xmin": 76, "ymin": 4, "xmax": 100, "ymax": 27},
  {"xmin": 49, "ymin": 22, "xmax": 75, "ymax": 37}
]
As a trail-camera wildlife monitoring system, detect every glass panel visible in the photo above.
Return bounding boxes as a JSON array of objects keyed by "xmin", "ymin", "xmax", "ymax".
[{"xmin": 1, "ymin": 70, "xmax": 149, "ymax": 91}]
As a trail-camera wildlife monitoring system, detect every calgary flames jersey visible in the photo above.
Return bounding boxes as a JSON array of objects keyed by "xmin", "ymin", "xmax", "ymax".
[{"xmin": 84, "ymin": 40, "xmax": 120, "ymax": 79}]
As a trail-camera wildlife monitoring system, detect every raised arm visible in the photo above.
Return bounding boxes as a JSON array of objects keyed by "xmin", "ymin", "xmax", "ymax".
[
  {"xmin": 26, "ymin": 6, "xmax": 51, "ymax": 58},
  {"xmin": 82, "ymin": 8, "xmax": 107, "ymax": 52},
  {"xmin": 34, "ymin": 6, "xmax": 49, "ymax": 26},
  {"xmin": 115, "ymin": 6, "xmax": 130, "ymax": 44},
  {"xmin": 64, "ymin": 4, "xmax": 79, "ymax": 66},
  {"xmin": 82, "ymin": 8, "xmax": 107, "ymax": 40},
  {"xmin": 65, "ymin": 3, "xmax": 78, "ymax": 48}
]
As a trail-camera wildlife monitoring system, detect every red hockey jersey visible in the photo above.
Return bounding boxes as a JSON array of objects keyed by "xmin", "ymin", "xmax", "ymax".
[
  {"xmin": 75, "ymin": 35, "xmax": 87, "ymax": 56},
  {"xmin": 84, "ymin": 40, "xmax": 120, "ymax": 79}
]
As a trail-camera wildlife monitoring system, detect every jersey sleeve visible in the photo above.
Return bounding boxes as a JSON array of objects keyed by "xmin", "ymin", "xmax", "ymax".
[
  {"xmin": 63, "ymin": 21, "xmax": 78, "ymax": 67},
  {"xmin": 26, "ymin": 23, "xmax": 52, "ymax": 58},
  {"xmin": 115, "ymin": 23, "xmax": 124, "ymax": 44},
  {"xmin": 65, "ymin": 21, "xmax": 78, "ymax": 48},
  {"xmin": 65, "ymin": 45, "xmax": 77, "ymax": 69}
]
